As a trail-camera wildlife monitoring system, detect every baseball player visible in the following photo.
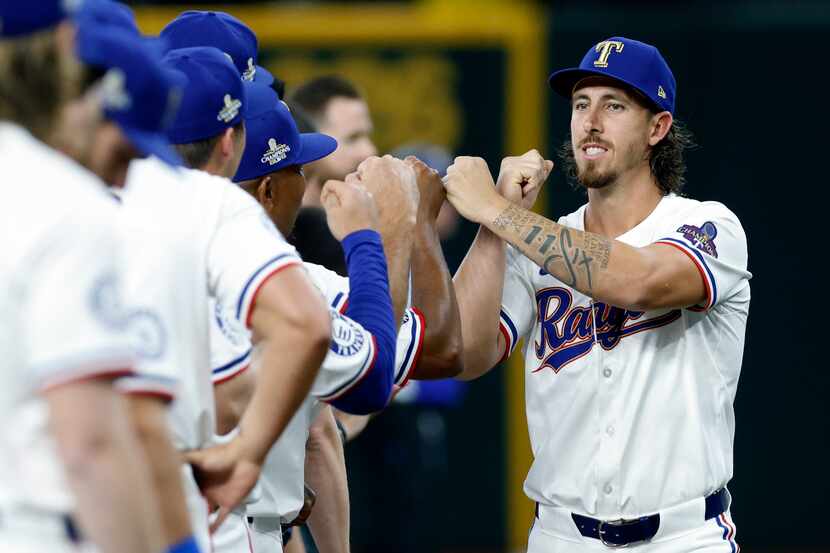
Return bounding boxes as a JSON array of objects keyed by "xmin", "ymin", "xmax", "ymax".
[
  {"xmin": 71, "ymin": 13, "xmax": 213, "ymax": 553},
  {"xmin": 209, "ymin": 83, "xmax": 463, "ymax": 552},
  {"xmin": 446, "ymin": 37, "xmax": 750, "ymax": 551},
  {"xmin": 0, "ymin": 3, "xmax": 168, "ymax": 552},
  {"xmin": 209, "ymin": 85, "xmax": 419, "ymax": 553}
]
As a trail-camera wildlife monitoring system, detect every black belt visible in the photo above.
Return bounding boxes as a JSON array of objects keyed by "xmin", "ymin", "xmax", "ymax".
[{"xmin": 537, "ymin": 488, "xmax": 729, "ymax": 548}]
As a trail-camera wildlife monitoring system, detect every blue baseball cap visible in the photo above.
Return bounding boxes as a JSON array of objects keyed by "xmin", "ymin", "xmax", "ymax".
[
  {"xmin": 75, "ymin": 0, "xmax": 139, "ymax": 35},
  {"xmin": 162, "ymin": 46, "xmax": 251, "ymax": 145},
  {"xmin": 0, "ymin": 0, "xmax": 84, "ymax": 37},
  {"xmin": 234, "ymin": 83, "xmax": 337, "ymax": 183},
  {"xmin": 548, "ymin": 36, "xmax": 676, "ymax": 115},
  {"xmin": 75, "ymin": 24, "xmax": 183, "ymax": 166},
  {"xmin": 160, "ymin": 11, "xmax": 274, "ymax": 86}
]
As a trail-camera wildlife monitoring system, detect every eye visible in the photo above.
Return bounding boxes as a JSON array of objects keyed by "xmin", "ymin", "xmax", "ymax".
[
  {"xmin": 607, "ymin": 102, "xmax": 625, "ymax": 112},
  {"xmin": 573, "ymin": 100, "xmax": 588, "ymax": 111}
]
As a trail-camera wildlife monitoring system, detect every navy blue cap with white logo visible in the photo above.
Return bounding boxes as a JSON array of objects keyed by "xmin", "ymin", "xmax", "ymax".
[
  {"xmin": 234, "ymin": 83, "xmax": 337, "ymax": 183},
  {"xmin": 75, "ymin": 22, "xmax": 183, "ymax": 166},
  {"xmin": 548, "ymin": 36, "xmax": 676, "ymax": 115},
  {"xmin": 160, "ymin": 11, "xmax": 274, "ymax": 86},
  {"xmin": 162, "ymin": 46, "xmax": 251, "ymax": 145},
  {"xmin": 0, "ymin": 0, "xmax": 84, "ymax": 37}
]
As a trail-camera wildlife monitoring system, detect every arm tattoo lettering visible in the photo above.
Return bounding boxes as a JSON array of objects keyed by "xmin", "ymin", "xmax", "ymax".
[{"xmin": 491, "ymin": 204, "xmax": 614, "ymax": 293}]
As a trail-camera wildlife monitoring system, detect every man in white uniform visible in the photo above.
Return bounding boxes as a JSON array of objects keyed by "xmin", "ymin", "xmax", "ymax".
[
  {"xmin": 0, "ymin": 3, "xmax": 169, "ymax": 552},
  {"xmin": 446, "ymin": 37, "xmax": 749, "ymax": 551}
]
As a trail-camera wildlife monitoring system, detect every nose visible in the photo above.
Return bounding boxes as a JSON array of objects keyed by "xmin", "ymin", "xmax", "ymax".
[{"xmin": 582, "ymin": 105, "xmax": 603, "ymax": 135}]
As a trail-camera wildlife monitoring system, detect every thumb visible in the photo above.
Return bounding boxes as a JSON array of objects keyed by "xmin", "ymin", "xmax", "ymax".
[
  {"xmin": 543, "ymin": 160, "xmax": 555, "ymax": 176},
  {"xmin": 183, "ymin": 448, "xmax": 207, "ymax": 467},
  {"xmin": 321, "ymin": 180, "xmax": 345, "ymax": 207}
]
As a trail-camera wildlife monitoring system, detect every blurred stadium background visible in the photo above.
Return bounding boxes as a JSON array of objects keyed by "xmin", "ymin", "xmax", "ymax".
[{"xmin": 131, "ymin": 1, "xmax": 828, "ymax": 551}]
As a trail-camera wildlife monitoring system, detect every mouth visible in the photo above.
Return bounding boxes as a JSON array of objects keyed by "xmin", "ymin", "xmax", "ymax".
[{"xmin": 581, "ymin": 143, "xmax": 609, "ymax": 160}]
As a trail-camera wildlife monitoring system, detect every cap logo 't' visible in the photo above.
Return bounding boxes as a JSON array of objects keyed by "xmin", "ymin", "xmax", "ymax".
[
  {"xmin": 242, "ymin": 58, "xmax": 256, "ymax": 82},
  {"xmin": 593, "ymin": 40, "xmax": 625, "ymax": 68},
  {"xmin": 261, "ymin": 138, "xmax": 291, "ymax": 165},
  {"xmin": 657, "ymin": 85, "xmax": 667, "ymax": 99},
  {"xmin": 217, "ymin": 94, "xmax": 242, "ymax": 123}
]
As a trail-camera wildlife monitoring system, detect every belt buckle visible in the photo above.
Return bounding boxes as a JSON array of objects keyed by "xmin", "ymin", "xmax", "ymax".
[{"xmin": 597, "ymin": 518, "xmax": 644, "ymax": 548}]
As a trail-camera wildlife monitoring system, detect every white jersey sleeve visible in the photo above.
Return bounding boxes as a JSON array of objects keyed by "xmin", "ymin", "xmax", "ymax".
[
  {"xmin": 312, "ymin": 308, "xmax": 376, "ymax": 401},
  {"xmin": 207, "ymin": 187, "xmax": 302, "ymax": 328},
  {"xmin": 498, "ymin": 244, "xmax": 539, "ymax": 362},
  {"xmin": 303, "ymin": 262, "xmax": 425, "ymax": 389},
  {"xmin": 24, "ymin": 215, "xmax": 134, "ymax": 391},
  {"xmin": 210, "ymin": 299, "xmax": 253, "ymax": 384},
  {"xmin": 653, "ymin": 201, "xmax": 751, "ymax": 311}
]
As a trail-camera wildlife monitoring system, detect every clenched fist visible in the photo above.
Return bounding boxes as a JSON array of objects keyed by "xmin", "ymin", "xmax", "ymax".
[
  {"xmin": 356, "ymin": 155, "xmax": 419, "ymax": 238},
  {"xmin": 496, "ymin": 149, "xmax": 554, "ymax": 209},
  {"xmin": 321, "ymin": 176, "xmax": 379, "ymax": 241},
  {"xmin": 443, "ymin": 156, "xmax": 502, "ymax": 224},
  {"xmin": 404, "ymin": 156, "xmax": 445, "ymax": 224}
]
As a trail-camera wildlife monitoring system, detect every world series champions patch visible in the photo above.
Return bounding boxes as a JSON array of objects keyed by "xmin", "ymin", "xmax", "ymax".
[{"xmin": 677, "ymin": 221, "xmax": 719, "ymax": 258}]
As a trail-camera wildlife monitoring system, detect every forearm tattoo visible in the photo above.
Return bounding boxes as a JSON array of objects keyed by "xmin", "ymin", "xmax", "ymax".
[{"xmin": 493, "ymin": 204, "xmax": 612, "ymax": 291}]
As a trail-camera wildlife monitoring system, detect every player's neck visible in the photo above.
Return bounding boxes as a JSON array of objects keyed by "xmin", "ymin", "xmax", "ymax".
[{"xmin": 584, "ymin": 165, "xmax": 663, "ymax": 238}]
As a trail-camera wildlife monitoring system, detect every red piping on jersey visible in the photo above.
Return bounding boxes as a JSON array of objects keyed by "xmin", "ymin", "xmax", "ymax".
[
  {"xmin": 213, "ymin": 364, "xmax": 250, "ymax": 386},
  {"xmin": 39, "ymin": 367, "xmax": 134, "ymax": 393},
  {"xmin": 498, "ymin": 321, "xmax": 512, "ymax": 363},
  {"xmin": 397, "ymin": 307, "xmax": 426, "ymax": 389},
  {"xmin": 339, "ymin": 299, "xmax": 349, "ymax": 315},
  {"xmin": 121, "ymin": 389, "xmax": 175, "ymax": 402},
  {"xmin": 654, "ymin": 241, "xmax": 713, "ymax": 311},
  {"xmin": 245, "ymin": 260, "xmax": 303, "ymax": 328}
]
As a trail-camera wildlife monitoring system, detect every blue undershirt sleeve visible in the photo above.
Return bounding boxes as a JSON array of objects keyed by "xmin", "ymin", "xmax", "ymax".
[{"xmin": 329, "ymin": 229, "xmax": 396, "ymax": 414}]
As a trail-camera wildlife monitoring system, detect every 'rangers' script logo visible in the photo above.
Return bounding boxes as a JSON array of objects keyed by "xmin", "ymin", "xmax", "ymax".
[{"xmin": 534, "ymin": 287, "xmax": 680, "ymax": 373}]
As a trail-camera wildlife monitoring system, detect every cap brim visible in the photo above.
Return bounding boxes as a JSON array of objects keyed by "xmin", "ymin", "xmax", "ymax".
[
  {"xmin": 124, "ymin": 127, "xmax": 183, "ymax": 167},
  {"xmin": 548, "ymin": 67, "xmax": 663, "ymax": 112},
  {"xmin": 253, "ymin": 65, "xmax": 274, "ymax": 86},
  {"xmin": 295, "ymin": 133, "xmax": 337, "ymax": 166}
]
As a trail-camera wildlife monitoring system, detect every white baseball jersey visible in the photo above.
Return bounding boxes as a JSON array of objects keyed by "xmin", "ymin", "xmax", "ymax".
[
  {"xmin": 122, "ymin": 157, "xmax": 301, "ymax": 453},
  {"xmin": 211, "ymin": 261, "xmax": 425, "ymax": 522},
  {"xmin": 0, "ymin": 123, "xmax": 134, "ymax": 514},
  {"xmin": 498, "ymin": 194, "xmax": 751, "ymax": 519}
]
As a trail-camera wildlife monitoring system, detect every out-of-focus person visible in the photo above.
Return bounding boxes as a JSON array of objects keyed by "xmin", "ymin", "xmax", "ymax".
[
  {"xmin": 288, "ymin": 76, "xmax": 378, "ymax": 208},
  {"xmin": 0, "ymin": 3, "xmax": 168, "ymax": 552},
  {"xmin": 287, "ymin": 76, "xmax": 379, "ymax": 276}
]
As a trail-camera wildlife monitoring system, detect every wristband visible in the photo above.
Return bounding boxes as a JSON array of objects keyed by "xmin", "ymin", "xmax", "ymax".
[{"xmin": 167, "ymin": 535, "xmax": 200, "ymax": 553}]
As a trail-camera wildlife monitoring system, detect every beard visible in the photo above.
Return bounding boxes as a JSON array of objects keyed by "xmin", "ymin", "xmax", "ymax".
[{"xmin": 560, "ymin": 135, "xmax": 646, "ymax": 191}]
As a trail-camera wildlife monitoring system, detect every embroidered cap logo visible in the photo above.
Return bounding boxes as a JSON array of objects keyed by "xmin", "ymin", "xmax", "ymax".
[
  {"xmin": 242, "ymin": 58, "xmax": 256, "ymax": 82},
  {"xmin": 593, "ymin": 40, "xmax": 625, "ymax": 68},
  {"xmin": 217, "ymin": 94, "xmax": 242, "ymax": 123},
  {"xmin": 261, "ymin": 137, "xmax": 291, "ymax": 165}
]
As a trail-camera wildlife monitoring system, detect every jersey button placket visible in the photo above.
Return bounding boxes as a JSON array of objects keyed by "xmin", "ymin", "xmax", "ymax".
[{"xmin": 596, "ymin": 354, "xmax": 620, "ymax": 514}]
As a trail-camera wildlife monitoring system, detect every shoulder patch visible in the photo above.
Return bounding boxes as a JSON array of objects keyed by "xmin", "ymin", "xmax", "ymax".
[
  {"xmin": 329, "ymin": 310, "xmax": 366, "ymax": 358},
  {"xmin": 677, "ymin": 221, "xmax": 719, "ymax": 258}
]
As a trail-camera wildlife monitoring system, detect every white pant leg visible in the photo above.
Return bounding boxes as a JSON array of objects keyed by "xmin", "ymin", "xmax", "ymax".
[
  {"xmin": 527, "ymin": 510, "xmax": 741, "ymax": 553},
  {"xmin": 250, "ymin": 517, "xmax": 283, "ymax": 553}
]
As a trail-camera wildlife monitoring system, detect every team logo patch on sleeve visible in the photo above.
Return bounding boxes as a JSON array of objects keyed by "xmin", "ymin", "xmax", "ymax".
[
  {"xmin": 677, "ymin": 221, "xmax": 719, "ymax": 258},
  {"xmin": 125, "ymin": 309, "xmax": 167, "ymax": 360},
  {"xmin": 329, "ymin": 310, "xmax": 366, "ymax": 357}
]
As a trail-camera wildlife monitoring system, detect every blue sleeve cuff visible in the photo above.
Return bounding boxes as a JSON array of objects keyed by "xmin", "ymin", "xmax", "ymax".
[
  {"xmin": 342, "ymin": 229, "xmax": 383, "ymax": 257},
  {"xmin": 167, "ymin": 536, "xmax": 200, "ymax": 553}
]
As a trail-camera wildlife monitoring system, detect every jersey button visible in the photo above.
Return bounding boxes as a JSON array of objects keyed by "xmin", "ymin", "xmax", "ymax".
[
  {"xmin": 603, "ymin": 367, "xmax": 612, "ymax": 378},
  {"xmin": 606, "ymin": 425, "xmax": 615, "ymax": 436},
  {"xmin": 604, "ymin": 484, "xmax": 613, "ymax": 495}
]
